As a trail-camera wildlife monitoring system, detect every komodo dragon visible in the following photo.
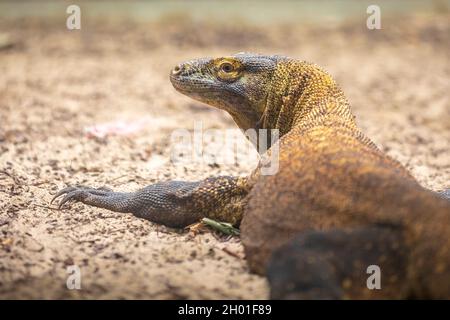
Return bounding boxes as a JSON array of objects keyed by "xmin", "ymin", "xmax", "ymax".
[{"xmin": 52, "ymin": 53, "xmax": 450, "ymax": 299}]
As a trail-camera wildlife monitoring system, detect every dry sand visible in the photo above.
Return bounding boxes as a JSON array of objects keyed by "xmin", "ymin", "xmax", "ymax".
[{"xmin": 0, "ymin": 15, "xmax": 449, "ymax": 299}]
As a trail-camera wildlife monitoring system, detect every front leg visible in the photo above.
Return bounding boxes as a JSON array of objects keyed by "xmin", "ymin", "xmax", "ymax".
[{"xmin": 51, "ymin": 176, "xmax": 251, "ymax": 228}]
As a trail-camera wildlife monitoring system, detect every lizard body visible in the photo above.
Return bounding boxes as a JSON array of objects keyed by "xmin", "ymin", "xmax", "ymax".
[{"xmin": 52, "ymin": 53, "xmax": 450, "ymax": 299}]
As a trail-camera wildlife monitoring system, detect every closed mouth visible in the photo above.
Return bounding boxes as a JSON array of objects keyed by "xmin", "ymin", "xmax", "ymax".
[{"xmin": 170, "ymin": 74, "xmax": 216, "ymax": 94}]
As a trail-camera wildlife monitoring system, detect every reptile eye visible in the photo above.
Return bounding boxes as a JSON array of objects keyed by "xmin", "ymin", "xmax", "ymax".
[{"xmin": 220, "ymin": 63, "xmax": 234, "ymax": 73}]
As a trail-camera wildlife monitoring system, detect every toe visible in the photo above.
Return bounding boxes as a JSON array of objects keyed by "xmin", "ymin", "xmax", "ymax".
[
  {"xmin": 57, "ymin": 190, "xmax": 87, "ymax": 209},
  {"xmin": 51, "ymin": 186, "xmax": 78, "ymax": 204}
]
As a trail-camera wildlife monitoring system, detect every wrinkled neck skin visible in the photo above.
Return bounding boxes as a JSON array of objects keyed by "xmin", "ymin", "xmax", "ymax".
[
  {"xmin": 261, "ymin": 60, "xmax": 356, "ymax": 134},
  {"xmin": 247, "ymin": 60, "xmax": 376, "ymax": 151},
  {"xmin": 228, "ymin": 104, "xmax": 263, "ymax": 133}
]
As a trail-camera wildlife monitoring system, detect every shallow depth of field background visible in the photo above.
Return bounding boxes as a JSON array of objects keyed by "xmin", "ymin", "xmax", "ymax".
[{"xmin": 0, "ymin": 0, "xmax": 449, "ymax": 298}]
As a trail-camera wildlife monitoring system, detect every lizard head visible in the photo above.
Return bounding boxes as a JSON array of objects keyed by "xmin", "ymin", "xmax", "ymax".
[{"xmin": 170, "ymin": 52, "xmax": 281, "ymax": 131}]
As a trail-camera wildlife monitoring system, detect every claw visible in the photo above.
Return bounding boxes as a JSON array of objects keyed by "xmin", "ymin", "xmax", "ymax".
[
  {"xmin": 50, "ymin": 186, "xmax": 77, "ymax": 204},
  {"xmin": 57, "ymin": 192, "xmax": 74, "ymax": 209},
  {"xmin": 57, "ymin": 190, "xmax": 86, "ymax": 209},
  {"xmin": 51, "ymin": 185, "xmax": 112, "ymax": 209}
]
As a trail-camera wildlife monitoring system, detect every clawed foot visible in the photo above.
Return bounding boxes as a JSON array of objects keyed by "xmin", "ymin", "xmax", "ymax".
[{"xmin": 51, "ymin": 185, "xmax": 113, "ymax": 209}]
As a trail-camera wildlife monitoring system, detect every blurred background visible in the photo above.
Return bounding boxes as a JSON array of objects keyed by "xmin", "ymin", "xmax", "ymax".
[{"xmin": 0, "ymin": 0, "xmax": 449, "ymax": 299}]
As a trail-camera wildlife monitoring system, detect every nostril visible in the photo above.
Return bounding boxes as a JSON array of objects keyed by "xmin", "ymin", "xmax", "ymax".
[{"xmin": 172, "ymin": 64, "xmax": 182, "ymax": 76}]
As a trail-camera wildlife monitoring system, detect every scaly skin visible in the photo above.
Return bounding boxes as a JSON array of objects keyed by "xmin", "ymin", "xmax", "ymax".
[{"xmin": 52, "ymin": 53, "xmax": 450, "ymax": 299}]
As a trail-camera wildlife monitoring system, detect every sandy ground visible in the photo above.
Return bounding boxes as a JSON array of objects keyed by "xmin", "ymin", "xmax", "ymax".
[{"xmin": 0, "ymin": 15, "xmax": 449, "ymax": 299}]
